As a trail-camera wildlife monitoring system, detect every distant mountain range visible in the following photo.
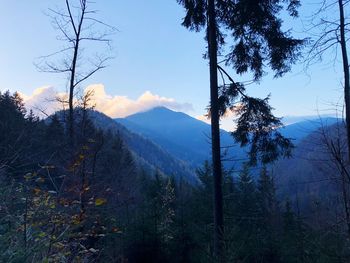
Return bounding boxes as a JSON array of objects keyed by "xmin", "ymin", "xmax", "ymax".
[
  {"xmin": 82, "ymin": 106, "xmax": 345, "ymax": 213},
  {"xmin": 273, "ymin": 120, "xmax": 346, "ymax": 215},
  {"xmin": 279, "ymin": 117, "xmax": 339, "ymax": 143},
  {"xmin": 116, "ymin": 107, "xmax": 245, "ymax": 169},
  {"xmin": 115, "ymin": 107, "xmax": 339, "ymax": 171},
  {"xmin": 73, "ymin": 106, "xmax": 341, "ymax": 188},
  {"xmin": 88, "ymin": 110, "xmax": 198, "ymax": 183}
]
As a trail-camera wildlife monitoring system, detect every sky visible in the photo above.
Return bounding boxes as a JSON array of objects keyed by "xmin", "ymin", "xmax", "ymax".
[{"xmin": 0, "ymin": 1, "xmax": 346, "ymax": 130}]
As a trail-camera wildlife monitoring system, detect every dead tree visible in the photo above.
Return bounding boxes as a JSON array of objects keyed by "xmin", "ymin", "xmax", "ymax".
[
  {"xmin": 37, "ymin": 0, "xmax": 115, "ymax": 140},
  {"xmin": 306, "ymin": 0, "xmax": 350, "ymax": 165},
  {"xmin": 318, "ymin": 117, "xmax": 350, "ymax": 237}
]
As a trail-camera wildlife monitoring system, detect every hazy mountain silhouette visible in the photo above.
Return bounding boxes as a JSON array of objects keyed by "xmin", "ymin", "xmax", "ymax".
[
  {"xmin": 116, "ymin": 107, "xmax": 245, "ymax": 169},
  {"xmin": 87, "ymin": 110, "xmax": 198, "ymax": 183},
  {"xmin": 116, "ymin": 107, "xmax": 338, "ymax": 172}
]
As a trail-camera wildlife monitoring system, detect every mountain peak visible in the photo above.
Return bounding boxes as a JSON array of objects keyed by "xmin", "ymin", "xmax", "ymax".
[
  {"xmin": 126, "ymin": 106, "xmax": 191, "ymax": 123},
  {"xmin": 147, "ymin": 106, "xmax": 174, "ymax": 113}
]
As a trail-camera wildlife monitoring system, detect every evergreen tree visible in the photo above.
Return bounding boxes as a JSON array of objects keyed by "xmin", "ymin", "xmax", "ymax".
[
  {"xmin": 234, "ymin": 164, "xmax": 260, "ymax": 261},
  {"xmin": 281, "ymin": 201, "xmax": 309, "ymax": 263},
  {"xmin": 256, "ymin": 166, "xmax": 280, "ymax": 262},
  {"xmin": 176, "ymin": 2, "xmax": 304, "ymax": 260}
]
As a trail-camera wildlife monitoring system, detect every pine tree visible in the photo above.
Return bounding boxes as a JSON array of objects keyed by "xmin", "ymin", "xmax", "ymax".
[
  {"xmin": 176, "ymin": 2, "xmax": 304, "ymax": 260},
  {"xmin": 234, "ymin": 164, "xmax": 260, "ymax": 262},
  {"xmin": 281, "ymin": 201, "xmax": 309, "ymax": 263},
  {"xmin": 256, "ymin": 166, "xmax": 280, "ymax": 262}
]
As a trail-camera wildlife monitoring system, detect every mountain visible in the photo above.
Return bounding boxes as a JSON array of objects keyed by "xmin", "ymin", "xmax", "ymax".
[
  {"xmin": 280, "ymin": 117, "xmax": 339, "ymax": 143},
  {"xmin": 96, "ymin": 107, "xmax": 344, "ymax": 218},
  {"xmin": 116, "ymin": 107, "xmax": 246, "ymax": 169},
  {"xmin": 273, "ymin": 120, "xmax": 346, "ymax": 215},
  {"xmin": 86, "ymin": 108, "xmax": 342, "ymax": 193},
  {"xmin": 116, "ymin": 107, "xmax": 339, "ymax": 172},
  {"xmin": 87, "ymin": 110, "xmax": 198, "ymax": 183}
]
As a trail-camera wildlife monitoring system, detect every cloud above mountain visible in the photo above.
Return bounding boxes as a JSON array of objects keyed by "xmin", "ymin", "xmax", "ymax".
[
  {"xmin": 19, "ymin": 86, "xmax": 67, "ymax": 117},
  {"xmin": 196, "ymin": 110, "xmax": 238, "ymax": 131},
  {"xmin": 20, "ymin": 84, "xmax": 194, "ymax": 118}
]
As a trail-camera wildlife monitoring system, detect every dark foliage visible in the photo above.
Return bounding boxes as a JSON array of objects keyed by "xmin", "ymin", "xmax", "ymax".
[
  {"xmin": 1, "ymin": 92, "xmax": 350, "ymax": 262},
  {"xmin": 178, "ymin": 0, "xmax": 304, "ymax": 166}
]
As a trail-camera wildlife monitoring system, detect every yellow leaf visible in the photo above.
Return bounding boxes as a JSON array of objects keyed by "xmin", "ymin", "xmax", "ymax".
[
  {"xmin": 95, "ymin": 198, "xmax": 107, "ymax": 206},
  {"xmin": 38, "ymin": 232, "xmax": 46, "ymax": 238}
]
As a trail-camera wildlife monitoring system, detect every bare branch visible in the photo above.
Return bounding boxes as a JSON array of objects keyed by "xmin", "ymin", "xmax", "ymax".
[{"xmin": 66, "ymin": 0, "xmax": 78, "ymax": 35}]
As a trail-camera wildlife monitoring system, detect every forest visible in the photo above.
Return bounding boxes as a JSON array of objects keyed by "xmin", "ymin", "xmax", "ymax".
[{"xmin": 1, "ymin": 0, "xmax": 350, "ymax": 263}]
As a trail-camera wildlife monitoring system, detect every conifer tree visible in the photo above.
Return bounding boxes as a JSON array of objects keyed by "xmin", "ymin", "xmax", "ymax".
[
  {"xmin": 235, "ymin": 164, "xmax": 260, "ymax": 261},
  {"xmin": 281, "ymin": 201, "xmax": 308, "ymax": 263},
  {"xmin": 256, "ymin": 166, "xmax": 280, "ymax": 261},
  {"xmin": 176, "ymin": 1, "xmax": 304, "ymax": 260}
]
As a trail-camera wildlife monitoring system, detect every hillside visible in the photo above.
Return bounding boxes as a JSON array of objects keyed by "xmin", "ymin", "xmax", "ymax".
[
  {"xmin": 88, "ymin": 110, "xmax": 198, "ymax": 183},
  {"xmin": 116, "ymin": 107, "xmax": 339, "ymax": 173},
  {"xmin": 274, "ymin": 120, "xmax": 346, "ymax": 215},
  {"xmin": 116, "ymin": 107, "xmax": 246, "ymax": 169}
]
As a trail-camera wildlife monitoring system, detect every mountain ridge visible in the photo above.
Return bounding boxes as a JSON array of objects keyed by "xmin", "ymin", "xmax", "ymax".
[{"xmin": 116, "ymin": 107, "xmax": 340, "ymax": 172}]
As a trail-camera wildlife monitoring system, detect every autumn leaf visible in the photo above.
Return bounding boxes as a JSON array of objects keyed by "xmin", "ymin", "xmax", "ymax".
[
  {"xmin": 95, "ymin": 198, "xmax": 107, "ymax": 206},
  {"xmin": 38, "ymin": 232, "xmax": 46, "ymax": 238},
  {"xmin": 71, "ymin": 215, "xmax": 81, "ymax": 225}
]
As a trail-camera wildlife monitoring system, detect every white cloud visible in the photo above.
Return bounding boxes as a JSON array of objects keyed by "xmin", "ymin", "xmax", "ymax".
[
  {"xmin": 21, "ymin": 84, "xmax": 194, "ymax": 118},
  {"xmin": 19, "ymin": 86, "xmax": 67, "ymax": 117},
  {"xmin": 85, "ymin": 84, "xmax": 193, "ymax": 118},
  {"xmin": 196, "ymin": 109, "xmax": 238, "ymax": 132}
]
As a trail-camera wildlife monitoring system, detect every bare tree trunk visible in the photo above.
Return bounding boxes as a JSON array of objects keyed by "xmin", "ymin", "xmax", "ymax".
[
  {"xmin": 41, "ymin": 0, "xmax": 113, "ymax": 140},
  {"xmin": 340, "ymin": 169, "xmax": 350, "ymax": 237},
  {"xmin": 207, "ymin": 0, "xmax": 224, "ymax": 262},
  {"xmin": 67, "ymin": 0, "xmax": 86, "ymax": 140},
  {"xmin": 338, "ymin": 1, "xmax": 350, "ymax": 236},
  {"xmin": 339, "ymin": 0, "xmax": 350, "ymax": 163},
  {"xmin": 24, "ymin": 194, "xmax": 28, "ymax": 253},
  {"xmin": 68, "ymin": 42, "xmax": 79, "ymax": 140},
  {"xmin": 319, "ymin": 121, "xmax": 350, "ymax": 237}
]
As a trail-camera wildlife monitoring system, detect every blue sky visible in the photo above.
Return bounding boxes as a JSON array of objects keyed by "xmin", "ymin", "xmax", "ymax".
[{"xmin": 0, "ymin": 1, "xmax": 345, "ymax": 129}]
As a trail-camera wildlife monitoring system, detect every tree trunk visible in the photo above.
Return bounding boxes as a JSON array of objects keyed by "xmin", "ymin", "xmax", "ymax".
[
  {"xmin": 339, "ymin": 0, "xmax": 350, "ymax": 165},
  {"xmin": 68, "ymin": 39, "xmax": 79, "ymax": 141},
  {"xmin": 207, "ymin": 0, "xmax": 224, "ymax": 262}
]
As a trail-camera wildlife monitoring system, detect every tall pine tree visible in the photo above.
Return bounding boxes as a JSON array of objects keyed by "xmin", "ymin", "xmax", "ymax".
[{"xmin": 176, "ymin": 1, "xmax": 304, "ymax": 261}]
